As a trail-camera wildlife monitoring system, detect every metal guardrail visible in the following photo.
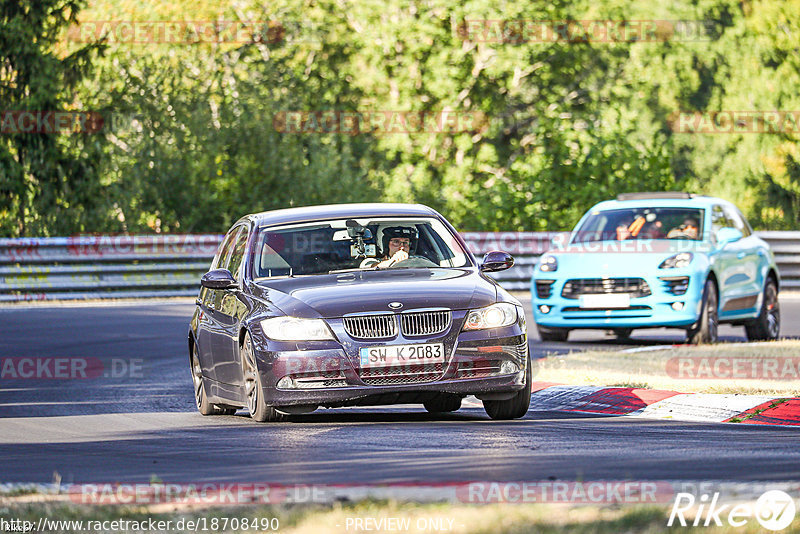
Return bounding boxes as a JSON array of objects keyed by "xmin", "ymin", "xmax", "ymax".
[
  {"xmin": 0, "ymin": 232, "xmax": 797, "ymax": 301},
  {"xmin": 0, "ymin": 235, "xmax": 222, "ymax": 301}
]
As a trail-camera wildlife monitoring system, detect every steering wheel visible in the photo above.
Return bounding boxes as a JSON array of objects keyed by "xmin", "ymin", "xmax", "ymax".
[{"xmin": 392, "ymin": 255, "xmax": 438, "ymax": 268}]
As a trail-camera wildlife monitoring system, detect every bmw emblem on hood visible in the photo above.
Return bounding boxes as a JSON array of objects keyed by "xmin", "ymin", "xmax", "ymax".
[{"xmin": 388, "ymin": 302, "xmax": 403, "ymax": 310}]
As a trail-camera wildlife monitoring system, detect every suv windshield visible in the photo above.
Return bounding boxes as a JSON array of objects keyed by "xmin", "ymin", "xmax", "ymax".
[
  {"xmin": 253, "ymin": 217, "xmax": 470, "ymax": 278},
  {"xmin": 573, "ymin": 207, "xmax": 706, "ymax": 243}
]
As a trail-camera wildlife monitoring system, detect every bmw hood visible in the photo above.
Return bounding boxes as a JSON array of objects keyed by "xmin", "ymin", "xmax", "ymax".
[{"xmin": 252, "ymin": 268, "xmax": 498, "ymax": 318}]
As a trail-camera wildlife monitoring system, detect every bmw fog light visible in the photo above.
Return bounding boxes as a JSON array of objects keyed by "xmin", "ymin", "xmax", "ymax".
[
  {"xmin": 500, "ymin": 360, "xmax": 519, "ymax": 374},
  {"xmin": 539, "ymin": 305, "xmax": 551, "ymax": 314},
  {"xmin": 277, "ymin": 376, "xmax": 297, "ymax": 389},
  {"xmin": 671, "ymin": 302, "xmax": 685, "ymax": 311}
]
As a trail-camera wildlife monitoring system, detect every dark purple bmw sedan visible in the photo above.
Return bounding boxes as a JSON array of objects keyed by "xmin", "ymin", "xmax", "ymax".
[{"xmin": 189, "ymin": 203, "xmax": 530, "ymax": 422}]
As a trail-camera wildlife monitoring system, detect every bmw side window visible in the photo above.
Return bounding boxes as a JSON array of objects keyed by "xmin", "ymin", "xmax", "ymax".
[
  {"xmin": 213, "ymin": 228, "xmax": 240, "ymax": 270},
  {"xmin": 227, "ymin": 228, "xmax": 250, "ymax": 283},
  {"xmin": 201, "ymin": 228, "xmax": 239, "ymax": 304}
]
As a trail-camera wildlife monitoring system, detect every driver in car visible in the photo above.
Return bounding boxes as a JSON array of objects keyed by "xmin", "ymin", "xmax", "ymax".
[
  {"xmin": 667, "ymin": 217, "xmax": 700, "ymax": 239},
  {"xmin": 361, "ymin": 226, "xmax": 417, "ymax": 268}
]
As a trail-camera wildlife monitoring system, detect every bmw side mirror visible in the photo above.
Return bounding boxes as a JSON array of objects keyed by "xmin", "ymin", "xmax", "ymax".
[
  {"xmin": 201, "ymin": 269, "xmax": 238, "ymax": 290},
  {"xmin": 480, "ymin": 251, "xmax": 514, "ymax": 272},
  {"xmin": 716, "ymin": 227, "xmax": 743, "ymax": 248}
]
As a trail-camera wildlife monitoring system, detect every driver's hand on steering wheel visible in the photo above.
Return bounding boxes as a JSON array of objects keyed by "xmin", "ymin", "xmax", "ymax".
[
  {"xmin": 390, "ymin": 250, "xmax": 409, "ymax": 264},
  {"xmin": 374, "ymin": 249, "xmax": 409, "ymax": 269}
]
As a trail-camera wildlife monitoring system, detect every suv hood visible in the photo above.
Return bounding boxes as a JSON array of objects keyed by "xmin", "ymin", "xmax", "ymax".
[{"xmin": 539, "ymin": 240, "xmax": 711, "ymax": 277}]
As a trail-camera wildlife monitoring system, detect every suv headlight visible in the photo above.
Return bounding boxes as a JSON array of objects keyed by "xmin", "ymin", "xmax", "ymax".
[
  {"xmin": 539, "ymin": 254, "xmax": 558, "ymax": 272},
  {"xmin": 659, "ymin": 252, "xmax": 693, "ymax": 269},
  {"xmin": 463, "ymin": 303, "xmax": 518, "ymax": 331},
  {"xmin": 260, "ymin": 317, "xmax": 334, "ymax": 341}
]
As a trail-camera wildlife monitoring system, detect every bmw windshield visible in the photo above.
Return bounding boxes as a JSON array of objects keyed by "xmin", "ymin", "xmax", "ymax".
[{"xmin": 252, "ymin": 217, "xmax": 471, "ymax": 278}]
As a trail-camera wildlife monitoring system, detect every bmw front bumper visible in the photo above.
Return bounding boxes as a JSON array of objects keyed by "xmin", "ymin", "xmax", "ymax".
[{"xmin": 249, "ymin": 311, "xmax": 528, "ymax": 407}]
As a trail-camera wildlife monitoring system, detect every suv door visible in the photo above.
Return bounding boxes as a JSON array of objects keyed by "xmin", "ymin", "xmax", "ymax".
[
  {"xmin": 721, "ymin": 206, "xmax": 762, "ymax": 315},
  {"xmin": 710, "ymin": 204, "xmax": 740, "ymax": 315}
]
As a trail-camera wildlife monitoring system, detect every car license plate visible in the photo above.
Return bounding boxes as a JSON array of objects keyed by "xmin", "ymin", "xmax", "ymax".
[
  {"xmin": 359, "ymin": 343, "xmax": 445, "ymax": 368},
  {"xmin": 579, "ymin": 294, "xmax": 631, "ymax": 309}
]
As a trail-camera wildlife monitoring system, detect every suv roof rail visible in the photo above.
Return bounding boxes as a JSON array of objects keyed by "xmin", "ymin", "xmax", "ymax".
[{"xmin": 616, "ymin": 192, "xmax": 695, "ymax": 201}]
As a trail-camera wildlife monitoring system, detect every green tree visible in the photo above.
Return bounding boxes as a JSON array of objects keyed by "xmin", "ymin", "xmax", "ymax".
[{"xmin": 0, "ymin": 0, "xmax": 106, "ymax": 236}]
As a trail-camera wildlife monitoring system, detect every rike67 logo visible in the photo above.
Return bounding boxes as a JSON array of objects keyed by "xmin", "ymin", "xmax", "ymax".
[{"xmin": 668, "ymin": 490, "xmax": 796, "ymax": 530}]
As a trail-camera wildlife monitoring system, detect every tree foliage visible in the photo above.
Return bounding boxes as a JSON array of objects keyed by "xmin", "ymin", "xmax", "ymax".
[
  {"xmin": 0, "ymin": 0, "xmax": 105, "ymax": 236},
  {"xmin": 0, "ymin": 0, "xmax": 798, "ymax": 235}
]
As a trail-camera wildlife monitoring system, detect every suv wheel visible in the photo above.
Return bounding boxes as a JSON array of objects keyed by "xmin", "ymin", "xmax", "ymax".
[
  {"xmin": 745, "ymin": 278, "xmax": 780, "ymax": 341},
  {"xmin": 687, "ymin": 279, "xmax": 718, "ymax": 344},
  {"xmin": 537, "ymin": 326, "xmax": 569, "ymax": 342}
]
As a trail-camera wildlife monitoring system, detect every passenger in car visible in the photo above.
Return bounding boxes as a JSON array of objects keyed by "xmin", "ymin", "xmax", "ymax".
[{"xmin": 615, "ymin": 216, "xmax": 634, "ymax": 240}]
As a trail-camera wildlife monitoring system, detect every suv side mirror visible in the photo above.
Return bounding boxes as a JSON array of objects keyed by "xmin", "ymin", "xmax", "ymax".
[
  {"xmin": 716, "ymin": 227, "xmax": 743, "ymax": 247},
  {"xmin": 480, "ymin": 251, "xmax": 514, "ymax": 272},
  {"xmin": 201, "ymin": 269, "xmax": 238, "ymax": 290}
]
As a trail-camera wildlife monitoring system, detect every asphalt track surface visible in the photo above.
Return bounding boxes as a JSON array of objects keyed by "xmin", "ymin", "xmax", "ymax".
[{"xmin": 1, "ymin": 295, "xmax": 799, "ymax": 485}]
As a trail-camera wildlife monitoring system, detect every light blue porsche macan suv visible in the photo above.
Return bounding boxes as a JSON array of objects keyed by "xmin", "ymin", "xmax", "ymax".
[{"xmin": 531, "ymin": 192, "xmax": 780, "ymax": 344}]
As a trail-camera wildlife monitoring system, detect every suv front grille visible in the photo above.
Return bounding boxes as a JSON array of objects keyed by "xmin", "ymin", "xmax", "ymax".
[
  {"xmin": 399, "ymin": 310, "xmax": 451, "ymax": 336},
  {"xmin": 343, "ymin": 314, "xmax": 398, "ymax": 339},
  {"xmin": 561, "ymin": 278, "xmax": 651, "ymax": 299}
]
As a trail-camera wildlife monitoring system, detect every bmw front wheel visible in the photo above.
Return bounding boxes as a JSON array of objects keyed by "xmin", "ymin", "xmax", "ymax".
[
  {"xmin": 483, "ymin": 355, "xmax": 532, "ymax": 420},
  {"xmin": 241, "ymin": 332, "xmax": 284, "ymax": 422}
]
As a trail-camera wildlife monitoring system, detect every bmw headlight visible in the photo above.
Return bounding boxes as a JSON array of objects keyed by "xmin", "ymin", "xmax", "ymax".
[
  {"xmin": 260, "ymin": 317, "xmax": 334, "ymax": 341},
  {"xmin": 463, "ymin": 303, "xmax": 518, "ymax": 331},
  {"xmin": 539, "ymin": 254, "xmax": 558, "ymax": 272},
  {"xmin": 659, "ymin": 252, "xmax": 694, "ymax": 269}
]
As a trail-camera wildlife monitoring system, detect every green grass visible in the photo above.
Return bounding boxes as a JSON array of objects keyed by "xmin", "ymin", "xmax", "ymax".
[{"xmin": 4, "ymin": 499, "xmax": 798, "ymax": 533}]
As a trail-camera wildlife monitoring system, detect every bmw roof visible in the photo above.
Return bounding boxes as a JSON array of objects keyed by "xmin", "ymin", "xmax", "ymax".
[{"xmin": 242, "ymin": 203, "xmax": 441, "ymax": 228}]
